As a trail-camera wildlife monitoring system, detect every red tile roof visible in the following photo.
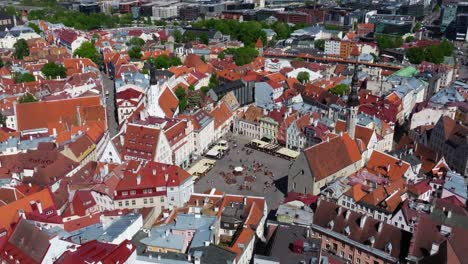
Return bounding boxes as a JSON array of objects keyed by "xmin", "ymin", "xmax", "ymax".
[
  {"xmin": 0, "ymin": 188, "xmax": 55, "ymax": 235},
  {"xmin": 210, "ymin": 102, "xmax": 232, "ymax": 129},
  {"xmin": 304, "ymin": 133, "xmax": 361, "ymax": 181},
  {"xmin": 15, "ymin": 96, "xmax": 106, "ymax": 132},
  {"xmin": 123, "ymin": 124, "xmax": 161, "ymax": 161},
  {"xmin": 159, "ymin": 87, "xmax": 179, "ymax": 118}
]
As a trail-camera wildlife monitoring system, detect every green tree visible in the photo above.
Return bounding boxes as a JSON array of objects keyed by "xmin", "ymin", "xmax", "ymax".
[
  {"xmin": 226, "ymin": 46, "xmax": 259, "ymax": 66},
  {"xmin": 405, "ymin": 40, "xmax": 453, "ymax": 64},
  {"xmin": 208, "ymin": 74, "xmax": 218, "ymax": 89},
  {"xmin": 13, "ymin": 39, "xmax": 29, "ymax": 59},
  {"xmin": 439, "ymin": 39, "xmax": 454, "ymax": 56},
  {"xmin": 28, "ymin": 23, "xmax": 42, "ymax": 34},
  {"xmin": 406, "ymin": 47, "xmax": 425, "ymax": 64},
  {"xmin": 272, "ymin": 22, "xmax": 290, "ymax": 40},
  {"xmin": 297, "ymin": 71, "xmax": 310, "ymax": 84},
  {"xmin": 128, "ymin": 46, "xmax": 142, "ymax": 59},
  {"xmin": 41, "ymin": 62, "xmax": 66, "ymax": 79},
  {"xmin": 200, "ymin": 32, "xmax": 209, "ymax": 45},
  {"xmin": 14, "ymin": 72, "xmax": 35, "ymax": 83},
  {"xmin": 218, "ymin": 51, "xmax": 225, "ymax": 60},
  {"xmin": 187, "ymin": 92, "xmax": 201, "ymax": 109},
  {"xmin": 433, "ymin": 4, "xmax": 440, "ymax": 13},
  {"xmin": 153, "ymin": 20, "xmax": 167, "ymax": 26},
  {"xmin": 413, "ymin": 22, "xmax": 422, "ymax": 32},
  {"xmin": 18, "ymin": 92, "xmax": 38, "ymax": 103},
  {"xmin": 376, "ymin": 35, "xmax": 403, "ymax": 50},
  {"xmin": 201, "ymin": 86, "xmax": 211, "ymax": 94},
  {"xmin": 329, "ymin": 84, "xmax": 350, "ymax": 96},
  {"xmin": 5, "ymin": 6, "xmax": 17, "ymax": 16},
  {"xmin": 172, "ymin": 30, "xmax": 183, "ymax": 43},
  {"xmin": 0, "ymin": 58, "xmax": 3, "ymax": 68},
  {"xmin": 184, "ymin": 31, "xmax": 196, "ymax": 43},
  {"xmin": 405, "ymin": 36, "xmax": 415, "ymax": 43},
  {"xmin": 188, "ymin": 85, "xmax": 195, "ymax": 91},
  {"xmin": 148, "ymin": 55, "xmax": 182, "ymax": 69},
  {"xmin": 314, "ymin": 39, "xmax": 325, "ymax": 51},
  {"xmin": 73, "ymin": 41, "xmax": 102, "ymax": 65},
  {"xmin": 0, "ymin": 112, "xmax": 6, "ymax": 127},
  {"xmin": 128, "ymin": 37, "xmax": 145, "ymax": 47},
  {"xmin": 175, "ymin": 86, "xmax": 187, "ymax": 112}
]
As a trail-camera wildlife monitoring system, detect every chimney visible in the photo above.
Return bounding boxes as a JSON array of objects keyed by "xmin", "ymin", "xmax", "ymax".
[
  {"xmin": 136, "ymin": 175, "xmax": 141, "ymax": 185},
  {"xmin": 243, "ymin": 196, "xmax": 247, "ymax": 205},
  {"xmin": 76, "ymin": 106, "xmax": 81, "ymax": 126},
  {"xmin": 36, "ymin": 200, "xmax": 43, "ymax": 214},
  {"xmin": 164, "ymin": 173, "xmax": 169, "ymax": 182},
  {"xmin": 447, "ymin": 210, "xmax": 452, "ymax": 218},
  {"xmin": 430, "ymin": 243, "xmax": 440, "ymax": 255},
  {"xmin": 345, "ymin": 210, "xmax": 351, "ymax": 220},
  {"xmin": 377, "ymin": 222, "xmax": 383, "ymax": 232},
  {"xmin": 359, "ymin": 215, "xmax": 367, "ymax": 229}
]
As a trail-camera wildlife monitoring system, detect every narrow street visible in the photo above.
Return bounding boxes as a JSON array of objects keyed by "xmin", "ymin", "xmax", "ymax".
[{"xmin": 101, "ymin": 72, "xmax": 119, "ymax": 136}]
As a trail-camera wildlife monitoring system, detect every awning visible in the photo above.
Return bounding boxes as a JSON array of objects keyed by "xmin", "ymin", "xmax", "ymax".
[{"xmin": 276, "ymin": 147, "xmax": 300, "ymax": 159}]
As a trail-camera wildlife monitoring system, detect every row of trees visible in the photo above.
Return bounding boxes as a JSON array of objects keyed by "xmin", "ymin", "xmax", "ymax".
[
  {"xmin": 190, "ymin": 19, "xmax": 309, "ymax": 45},
  {"xmin": 28, "ymin": 9, "xmax": 122, "ymax": 30},
  {"xmin": 405, "ymin": 40, "xmax": 454, "ymax": 64},
  {"xmin": 191, "ymin": 19, "xmax": 267, "ymax": 46}
]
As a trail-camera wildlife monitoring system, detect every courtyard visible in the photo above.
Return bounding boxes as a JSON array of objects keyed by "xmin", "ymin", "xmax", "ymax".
[{"xmin": 193, "ymin": 134, "xmax": 294, "ymax": 215}]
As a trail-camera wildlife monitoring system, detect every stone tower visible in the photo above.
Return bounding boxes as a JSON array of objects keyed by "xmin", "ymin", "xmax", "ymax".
[{"xmin": 346, "ymin": 63, "xmax": 360, "ymax": 139}]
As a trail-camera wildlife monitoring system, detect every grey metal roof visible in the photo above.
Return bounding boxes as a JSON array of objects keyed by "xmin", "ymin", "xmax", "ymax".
[{"xmin": 98, "ymin": 213, "xmax": 141, "ymax": 243}]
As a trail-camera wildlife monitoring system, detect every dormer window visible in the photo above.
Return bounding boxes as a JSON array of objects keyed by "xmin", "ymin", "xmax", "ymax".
[
  {"xmin": 385, "ymin": 243, "xmax": 392, "ymax": 254},
  {"xmin": 344, "ymin": 226, "xmax": 350, "ymax": 236}
]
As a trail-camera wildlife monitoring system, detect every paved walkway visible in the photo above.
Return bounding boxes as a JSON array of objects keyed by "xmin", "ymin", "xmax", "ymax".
[{"xmin": 194, "ymin": 134, "xmax": 294, "ymax": 213}]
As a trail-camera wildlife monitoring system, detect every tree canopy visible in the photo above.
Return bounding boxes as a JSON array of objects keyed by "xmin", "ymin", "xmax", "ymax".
[
  {"xmin": 406, "ymin": 40, "xmax": 453, "ymax": 64},
  {"xmin": 28, "ymin": 23, "xmax": 42, "ymax": 34},
  {"xmin": 13, "ymin": 39, "xmax": 29, "ymax": 59},
  {"xmin": 376, "ymin": 35, "xmax": 404, "ymax": 50},
  {"xmin": 297, "ymin": 71, "xmax": 310, "ymax": 84},
  {"xmin": 329, "ymin": 84, "xmax": 350, "ymax": 96},
  {"xmin": 314, "ymin": 39, "xmax": 325, "ymax": 51},
  {"xmin": 225, "ymin": 47, "xmax": 259, "ymax": 66},
  {"xmin": 14, "ymin": 72, "xmax": 35, "ymax": 83},
  {"xmin": 175, "ymin": 86, "xmax": 187, "ymax": 112},
  {"xmin": 18, "ymin": 92, "xmax": 38, "ymax": 103},
  {"xmin": 128, "ymin": 46, "xmax": 142, "ymax": 59},
  {"xmin": 28, "ymin": 9, "xmax": 121, "ymax": 30},
  {"xmin": 41, "ymin": 62, "xmax": 67, "ymax": 79},
  {"xmin": 73, "ymin": 41, "xmax": 102, "ymax": 65},
  {"xmin": 191, "ymin": 19, "xmax": 267, "ymax": 46},
  {"xmin": 172, "ymin": 30, "xmax": 183, "ymax": 43},
  {"xmin": 128, "ymin": 37, "xmax": 145, "ymax": 47},
  {"xmin": 148, "ymin": 55, "xmax": 181, "ymax": 69}
]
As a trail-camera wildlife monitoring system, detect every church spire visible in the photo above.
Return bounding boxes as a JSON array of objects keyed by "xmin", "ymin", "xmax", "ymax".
[
  {"xmin": 346, "ymin": 60, "xmax": 360, "ymax": 139},
  {"xmin": 347, "ymin": 61, "xmax": 360, "ymax": 108}
]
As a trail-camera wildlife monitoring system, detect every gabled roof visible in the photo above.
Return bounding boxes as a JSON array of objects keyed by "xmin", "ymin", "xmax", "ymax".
[
  {"xmin": 123, "ymin": 124, "xmax": 161, "ymax": 161},
  {"xmin": 159, "ymin": 87, "xmax": 179, "ymax": 118},
  {"xmin": 303, "ymin": 133, "xmax": 361, "ymax": 181},
  {"xmin": 365, "ymin": 151, "xmax": 410, "ymax": 181},
  {"xmin": 16, "ymin": 96, "xmax": 105, "ymax": 132},
  {"xmin": 3, "ymin": 219, "xmax": 51, "ymax": 263},
  {"xmin": 314, "ymin": 199, "xmax": 410, "ymax": 260},
  {"xmin": 55, "ymin": 239, "xmax": 135, "ymax": 264},
  {"xmin": 210, "ymin": 102, "xmax": 232, "ymax": 129},
  {"xmin": 0, "ymin": 188, "xmax": 55, "ymax": 234},
  {"xmin": 335, "ymin": 120, "xmax": 375, "ymax": 148}
]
